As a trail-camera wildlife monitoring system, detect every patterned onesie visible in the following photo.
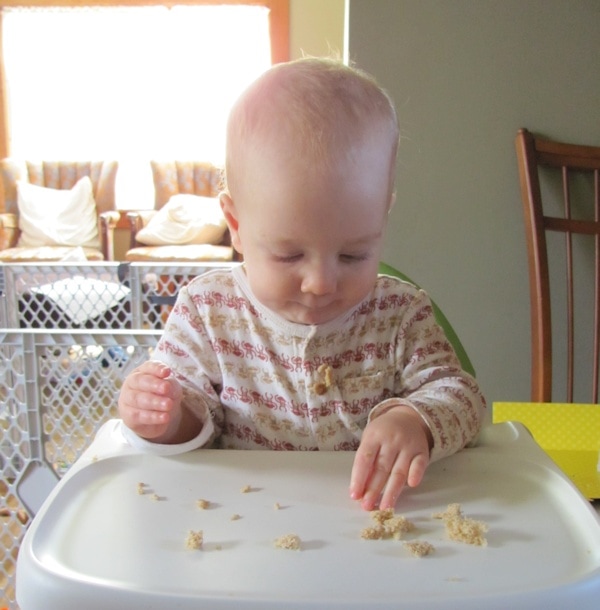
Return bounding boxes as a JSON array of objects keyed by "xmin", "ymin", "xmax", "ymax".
[{"xmin": 134, "ymin": 265, "xmax": 485, "ymax": 460}]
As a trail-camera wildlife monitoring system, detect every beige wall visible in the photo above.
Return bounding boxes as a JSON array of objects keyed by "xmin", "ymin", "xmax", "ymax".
[
  {"xmin": 348, "ymin": 0, "xmax": 600, "ymax": 405},
  {"xmin": 289, "ymin": 0, "xmax": 345, "ymax": 59}
]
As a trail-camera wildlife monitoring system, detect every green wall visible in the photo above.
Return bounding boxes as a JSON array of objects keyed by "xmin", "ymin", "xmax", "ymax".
[{"xmin": 348, "ymin": 0, "xmax": 600, "ymax": 404}]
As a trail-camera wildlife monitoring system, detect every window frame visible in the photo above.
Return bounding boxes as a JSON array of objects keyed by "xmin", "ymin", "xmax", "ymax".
[{"xmin": 0, "ymin": 0, "xmax": 289, "ymax": 159}]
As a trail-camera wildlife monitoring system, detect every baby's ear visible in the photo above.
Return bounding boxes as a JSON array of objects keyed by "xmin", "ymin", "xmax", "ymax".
[{"xmin": 219, "ymin": 192, "xmax": 243, "ymax": 254}]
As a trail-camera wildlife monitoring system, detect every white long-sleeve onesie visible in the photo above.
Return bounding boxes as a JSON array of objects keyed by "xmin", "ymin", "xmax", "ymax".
[{"xmin": 132, "ymin": 266, "xmax": 485, "ymax": 459}]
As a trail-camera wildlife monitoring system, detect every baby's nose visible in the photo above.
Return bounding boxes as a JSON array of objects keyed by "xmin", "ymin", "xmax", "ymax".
[{"xmin": 300, "ymin": 261, "xmax": 337, "ymax": 295}]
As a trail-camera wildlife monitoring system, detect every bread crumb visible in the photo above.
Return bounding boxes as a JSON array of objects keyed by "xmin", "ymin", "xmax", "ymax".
[
  {"xmin": 240, "ymin": 484, "xmax": 251, "ymax": 493},
  {"xmin": 432, "ymin": 503, "xmax": 462, "ymax": 521},
  {"xmin": 313, "ymin": 363, "xmax": 334, "ymax": 395},
  {"xmin": 383, "ymin": 515, "xmax": 415, "ymax": 539},
  {"xmin": 150, "ymin": 493, "xmax": 160, "ymax": 502},
  {"xmin": 433, "ymin": 503, "xmax": 488, "ymax": 546},
  {"xmin": 318, "ymin": 363, "xmax": 333, "ymax": 387},
  {"xmin": 136, "ymin": 482, "xmax": 146, "ymax": 495},
  {"xmin": 404, "ymin": 541, "xmax": 435, "ymax": 557},
  {"xmin": 274, "ymin": 533, "xmax": 301, "ymax": 550},
  {"xmin": 360, "ymin": 524, "xmax": 385, "ymax": 540},
  {"xmin": 185, "ymin": 530, "xmax": 203, "ymax": 550},
  {"xmin": 196, "ymin": 499, "xmax": 210, "ymax": 509},
  {"xmin": 361, "ymin": 509, "xmax": 415, "ymax": 540},
  {"xmin": 446, "ymin": 516, "xmax": 488, "ymax": 546},
  {"xmin": 230, "ymin": 513, "xmax": 241, "ymax": 521},
  {"xmin": 370, "ymin": 508, "xmax": 394, "ymax": 524},
  {"xmin": 274, "ymin": 502, "xmax": 281, "ymax": 510}
]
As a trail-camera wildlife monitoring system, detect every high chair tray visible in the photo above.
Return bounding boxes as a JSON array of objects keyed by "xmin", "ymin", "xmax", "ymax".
[{"xmin": 17, "ymin": 421, "xmax": 600, "ymax": 609}]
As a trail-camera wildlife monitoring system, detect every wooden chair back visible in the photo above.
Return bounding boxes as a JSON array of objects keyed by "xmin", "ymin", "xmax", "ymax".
[{"xmin": 515, "ymin": 128, "xmax": 600, "ymax": 402}]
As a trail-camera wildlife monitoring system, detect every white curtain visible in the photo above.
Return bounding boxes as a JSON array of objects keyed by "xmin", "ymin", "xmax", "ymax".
[{"xmin": 2, "ymin": 5, "xmax": 271, "ymax": 208}]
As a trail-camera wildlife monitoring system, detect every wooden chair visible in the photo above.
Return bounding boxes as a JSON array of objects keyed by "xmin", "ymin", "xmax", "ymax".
[
  {"xmin": 515, "ymin": 128, "xmax": 600, "ymax": 402},
  {"xmin": 124, "ymin": 161, "xmax": 237, "ymax": 262},
  {"xmin": 0, "ymin": 160, "xmax": 119, "ymax": 261}
]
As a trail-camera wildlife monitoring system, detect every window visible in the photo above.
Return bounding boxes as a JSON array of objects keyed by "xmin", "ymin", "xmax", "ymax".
[{"xmin": 0, "ymin": 1, "xmax": 289, "ymax": 208}]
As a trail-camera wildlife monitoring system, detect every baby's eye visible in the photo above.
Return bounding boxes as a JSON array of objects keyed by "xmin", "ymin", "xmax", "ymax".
[
  {"xmin": 273, "ymin": 253, "xmax": 303, "ymax": 263},
  {"xmin": 340, "ymin": 253, "xmax": 370, "ymax": 263}
]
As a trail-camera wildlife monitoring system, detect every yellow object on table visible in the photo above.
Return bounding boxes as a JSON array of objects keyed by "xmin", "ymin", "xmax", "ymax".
[{"xmin": 493, "ymin": 402, "xmax": 600, "ymax": 499}]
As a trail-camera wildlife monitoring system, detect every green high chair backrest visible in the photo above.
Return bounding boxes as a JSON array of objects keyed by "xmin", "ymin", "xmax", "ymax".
[{"xmin": 378, "ymin": 262, "xmax": 476, "ymax": 377}]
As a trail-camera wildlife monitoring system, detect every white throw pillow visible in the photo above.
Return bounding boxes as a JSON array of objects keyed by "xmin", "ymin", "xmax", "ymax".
[
  {"xmin": 136, "ymin": 194, "xmax": 227, "ymax": 246},
  {"xmin": 17, "ymin": 176, "xmax": 100, "ymax": 249},
  {"xmin": 30, "ymin": 275, "xmax": 131, "ymax": 325}
]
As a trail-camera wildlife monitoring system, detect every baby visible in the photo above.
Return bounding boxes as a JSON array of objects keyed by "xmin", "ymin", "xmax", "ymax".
[{"xmin": 118, "ymin": 57, "xmax": 486, "ymax": 511}]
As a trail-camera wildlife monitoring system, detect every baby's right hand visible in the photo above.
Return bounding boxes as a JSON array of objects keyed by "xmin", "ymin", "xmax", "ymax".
[{"xmin": 118, "ymin": 360, "xmax": 183, "ymax": 441}]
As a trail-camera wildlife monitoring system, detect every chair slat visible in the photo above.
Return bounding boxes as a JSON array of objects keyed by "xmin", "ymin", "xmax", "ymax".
[
  {"xmin": 563, "ymin": 167, "xmax": 575, "ymax": 402},
  {"xmin": 594, "ymin": 170, "xmax": 600, "ymax": 403}
]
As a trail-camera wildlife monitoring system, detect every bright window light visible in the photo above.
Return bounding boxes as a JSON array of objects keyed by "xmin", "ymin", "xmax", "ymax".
[{"xmin": 2, "ymin": 5, "xmax": 272, "ymax": 208}]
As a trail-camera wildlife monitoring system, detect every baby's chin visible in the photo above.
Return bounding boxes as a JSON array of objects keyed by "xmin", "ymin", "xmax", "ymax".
[{"xmin": 278, "ymin": 301, "xmax": 348, "ymax": 326}]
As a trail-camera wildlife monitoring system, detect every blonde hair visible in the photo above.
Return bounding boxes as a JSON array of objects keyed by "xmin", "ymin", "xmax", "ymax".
[{"xmin": 224, "ymin": 57, "xmax": 399, "ymax": 199}]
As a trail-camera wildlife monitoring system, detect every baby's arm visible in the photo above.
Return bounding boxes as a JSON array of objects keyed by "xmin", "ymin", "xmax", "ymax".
[
  {"xmin": 118, "ymin": 360, "xmax": 203, "ymax": 444},
  {"xmin": 348, "ymin": 284, "xmax": 485, "ymax": 511},
  {"xmin": 349, "ymin": 404, "xmax": 432, "ymax": 511}
]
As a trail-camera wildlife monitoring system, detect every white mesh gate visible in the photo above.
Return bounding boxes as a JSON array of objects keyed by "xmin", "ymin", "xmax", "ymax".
[
  {"xmin": 0, "ymin": 261, "xmax": 236, "ymax": 331},
  {"xmin": 0, "ymin": 262, "xmax": 235, "ymax": 609},
  {"xmin": 0, "ymin": 330, "xmax": 159, "ymax": 607}
]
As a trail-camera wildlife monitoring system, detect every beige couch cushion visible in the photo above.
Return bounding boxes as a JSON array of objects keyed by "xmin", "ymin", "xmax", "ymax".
[{"xmin": 125, "ymin": 244, "xmax": 233, "ymax": 262}]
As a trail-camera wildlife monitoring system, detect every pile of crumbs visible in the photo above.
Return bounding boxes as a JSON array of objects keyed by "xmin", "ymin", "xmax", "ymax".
[
  {"xmin": 274, "ymin": 533, "xmax": 301, "ymax": 550},
  {"xmin": 185, "ymin": 530, "xmax": 204, "ymax": 550},
  {"xmin": 433, "ymin": 503, "xmax": 488, "ymax": 546},
  {"xmin": 360, "ymin": 508, "xmax": 416, "ymax": 540},
  {"xmin": 403, "ymin": 540, "xmax": 435, "ymax": 557}
]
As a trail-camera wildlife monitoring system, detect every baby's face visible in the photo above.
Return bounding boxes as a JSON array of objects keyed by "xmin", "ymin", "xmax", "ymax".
[{"xmin": 224, "ymin": 137, "xmax": 393, "ymax": 325}]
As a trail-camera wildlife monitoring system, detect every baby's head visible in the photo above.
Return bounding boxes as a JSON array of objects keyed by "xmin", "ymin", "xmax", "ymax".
[
  {"xmin": 221, "ymin": 58, "xmax": 400, "ymax": 325},
  {"xmin": 224, "ymin": 57, "xmax": 399, "ymax": 202}
]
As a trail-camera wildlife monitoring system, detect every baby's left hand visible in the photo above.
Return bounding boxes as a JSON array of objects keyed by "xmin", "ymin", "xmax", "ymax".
[{"xmin": 349, "ymin": 405, "xmax": 432, "ymax": 511}]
